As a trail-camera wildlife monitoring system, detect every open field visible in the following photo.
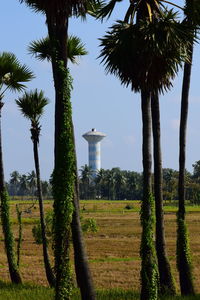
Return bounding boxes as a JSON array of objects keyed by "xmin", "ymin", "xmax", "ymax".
[{"xmin": 0, "ymin": 199, "xmax": 200, "ymax": 298}]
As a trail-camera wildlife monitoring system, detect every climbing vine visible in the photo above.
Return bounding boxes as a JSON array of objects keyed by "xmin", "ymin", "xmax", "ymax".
[
  {"xmin": 52, "ymin": 61, "xmax": 75, "ymax": 300},
  {"xmin": 140, "ymin": 192, "xmax": 159, "ymax": 300},
  {"xmin": 16, "ymin": 204, "xmax": 22, "ymax": 267},
  {"xmin": 1, "ymin": 189, "xmax": 21, "ymax": 283},
  {"xmin": 176, "ymin": 215, "xmax": 194, "ymax": 295}
]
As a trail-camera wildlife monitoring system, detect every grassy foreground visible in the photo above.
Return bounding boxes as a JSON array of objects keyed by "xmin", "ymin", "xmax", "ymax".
[
  {"xmin": 0, "ymin": 283, "xmax": 200, "ymax": 300},
  {"xmin": 1, "ymin": 200, "xmax": 200, "ymax": 298}
]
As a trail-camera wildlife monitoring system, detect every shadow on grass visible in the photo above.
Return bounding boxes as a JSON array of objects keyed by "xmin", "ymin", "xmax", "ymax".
[{"xmin": 0, "ymin": 283, "xmax": 199, "ymax": 300}]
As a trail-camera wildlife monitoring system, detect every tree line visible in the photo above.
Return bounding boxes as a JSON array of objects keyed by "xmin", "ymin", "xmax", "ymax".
[
  {"xmin": 8, "ymin": 160, "xmax": 200, "ymax": 206},
  {"xmin": 79, "ymin": 163, "xmax": 200, "ymax": 203},
  {"xmin": 7, "ymin": 170, "xmax": 52, "ymax": 198}
]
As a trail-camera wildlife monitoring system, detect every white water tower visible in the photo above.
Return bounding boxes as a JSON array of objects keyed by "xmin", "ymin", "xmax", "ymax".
[{"xmin": 82, "ymin": 128, "xmax": 106, "ymax": 175}]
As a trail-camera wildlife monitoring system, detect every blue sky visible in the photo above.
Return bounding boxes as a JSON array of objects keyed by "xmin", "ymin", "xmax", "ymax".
[{"xmin": 1, "ymin": 0, "xmax": 200, "ymax": 181}]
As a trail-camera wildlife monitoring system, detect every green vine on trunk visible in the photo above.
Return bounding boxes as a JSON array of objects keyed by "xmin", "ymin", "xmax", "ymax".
[
  {"xmin": 16, "ymin": 204, "xmax": 22, "ymax": 267},
  {"xmin": 52, "ymin": 62, "xmax": 75, "ymax": 300},
  {"xmin": 140, "ymin": 193, "xmax": 159, "ymax": 300},
  {"xmin": 176, "ymin": 215, "xmax": 194, "ymax": 293},
  {"xmin": 1, "ymin": 189, "xmax": 21, "ymax": 282}
]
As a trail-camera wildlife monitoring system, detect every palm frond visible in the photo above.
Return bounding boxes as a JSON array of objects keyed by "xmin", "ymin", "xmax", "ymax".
[
  {"xmin": 19, "ymin": 0, "xmax": 101, "ymax": 17},
  {"xmin": 0, "ymin": 52, "xmax": 34, "ymax": 94},
  {"xmin": 16, "ymin": 89, "xmax": 49, "ymax": 122},
  {"xmin": 28, "ymin": 37, "xmax": 52, "ymax": 61},
  {"xmin": 28, "ymin": 35, "xmax": 87, "ymax": 63},
  {"xmin": 68, "ymin": 35, "xmax": 88, "ymax": 63},
  {"xmin": 96, "ymin": 0, "xmax": 123, "ymax": 19},
  {"xmin": 184, "ymin": 0, "xmax": 200, "ymax": 26},
  {"xmin": 99, "ymin": 10, "xmax": 193, "ymax": 93}
]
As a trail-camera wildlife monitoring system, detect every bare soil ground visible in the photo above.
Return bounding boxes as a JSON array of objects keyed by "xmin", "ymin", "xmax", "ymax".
[{"xmin": 0, "ymin": 200, "xmax": 199, "ymax": 293}]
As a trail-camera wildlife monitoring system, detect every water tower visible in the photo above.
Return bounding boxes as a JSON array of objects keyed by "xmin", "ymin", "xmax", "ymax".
[{"xmin": 82, "ymin": 128, "xmax": 106, "ymax": 175}]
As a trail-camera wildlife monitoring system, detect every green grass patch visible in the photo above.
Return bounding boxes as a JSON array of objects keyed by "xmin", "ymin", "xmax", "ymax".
[
  {"xmin": 90, "ymin": 257, "xmax": 139, "ymax": 263},
  {"xmin": 0, "ymin": 283, "xmax": 200, "ymax": 300}
]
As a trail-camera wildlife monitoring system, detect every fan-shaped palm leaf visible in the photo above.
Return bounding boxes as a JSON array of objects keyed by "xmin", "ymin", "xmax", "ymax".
[
  {"xmin": 97, "ymin": 0, "xmax": 182, "ymax": 21},
  {"xmin": 19, "ymin": 0, "xmax": 100, "ymax": 17},
  {"xmin": 28, "ymin": 35, "xmax": 88, "ymax": 64},
  {"xmin": 16, "ymin": 89, "xmax": 49, "ymax": 123},
  {"xmin": 0, "ymin": 52, "xmax": 34, "ymax": 96},
  {"xmin": 99, "ymin": 10, "xmax": 193, "ymax": 93}
]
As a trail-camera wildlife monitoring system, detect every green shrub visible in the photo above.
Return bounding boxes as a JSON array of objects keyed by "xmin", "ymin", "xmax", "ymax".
[{"xmin": 32, "ymin": 210, "xmax": 98, "ymax": 244}]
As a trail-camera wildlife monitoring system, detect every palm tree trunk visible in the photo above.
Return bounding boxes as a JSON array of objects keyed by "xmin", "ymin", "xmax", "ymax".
[
  {"xmin": 45, "ymin": 12, "xmax": 73, "ymax": 300},
  {"xmin": 46, "ymin": 11, "xmax": 95, "ymax": 299},
  {"xmin": 32, "ymin": 137, "xmax": 55, "ymax": 287},
  {"xmin": 140, "ymin": 90, "xmax": 158, "ymax": 300},
  {"xmin": 0, "ymin": 104, "xmax": 22, "ymax": 284},
  {"xmin": 177, "ymin": 42, "xmax": 195, "ymax": 295},
  {"xmin": 71, "ymin": 124, "xmax": 96, "ymax": 300},
  {"xmin": 151, "ymin": 92, "xmax": 176, "ymax": 295}
]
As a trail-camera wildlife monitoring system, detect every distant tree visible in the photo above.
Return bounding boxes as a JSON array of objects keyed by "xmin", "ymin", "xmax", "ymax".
[
  {"xmin": 27, "ymin": 170, "xmax": 37, "ymax": 198},
  {"xmin": 41, "ymin": 180, "xmax": 52, "ymax": 198},
  {"xmin": 95, "ymin": 169, "xmax": 107, "ymax": 199},
  {"xmin": 114, "ymin": 169, "xmax": 126, "ymax": 200},
  {"xmin": 0, "ymin": 52, "xmax": 33, "ymax": 284},
  {"xmin": 79, "ymin": 165, "xmax": 94, "ymax": 199},
  {"xmin": 9, "ymin": 171, "xmax": 20, "ymax": 196},
  {"xmin": 19, "ymin": 174, "xmax": 29, "ymax": 196},
  {"xmin": 192, "ymin": 160, "xmax": 200, "ymax": 179}
]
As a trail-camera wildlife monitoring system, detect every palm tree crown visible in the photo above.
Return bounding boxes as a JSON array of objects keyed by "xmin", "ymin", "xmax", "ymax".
[
  {"xmin": 99, "ymin": 9, "xmax": 192, "ymax": 93},
  {"xmin": 0, "ymin": 52, "xmax": 34, "ymax": 98},
  {"xmin": 19, "ymin": 0, "xmax": 99, "ymax": 17},
  {"xmin": 16, "ymin": 89, "xmax": 48, "ymax": 123},
  {"xmin": 16, "ymin": 89, "xmax": 48, "ymax": 143},
  {"xmin": 28, "ymin": 35, "xmax": 88, "ymax": 64}
]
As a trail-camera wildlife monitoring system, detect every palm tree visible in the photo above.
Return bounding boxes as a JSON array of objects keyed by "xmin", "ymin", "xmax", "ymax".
[
  {"xmin": 176, "ymin": 0, "xmax": 200, "ymax": 295},
  {"xmin": 99, "ymin": 3, "xmax": 192, "ymax": 299},
  {"xmin": 26, "ymin": 31, "xmax": 95, "ymax": 299},
  {"xmin": 0, "ymin": 52, "xmax": 33, "ymax": 284},
  {"xmin": 27, "ymin": 170, "xmax": 37, "ymax": 198},
  {"xmin": 16, "ymin": 89, "xmax": 55, "ymax": 287},
  {"xmin": 19, "ymin": 174, "xmax": 29, "ymax": 196},
  {"xmin": 10, "ymin": 170, "xmax": 21, "ymax": 197},
  {"xmin": 79, "ymin": 165, "xmax": 94, "ymax": 199}
]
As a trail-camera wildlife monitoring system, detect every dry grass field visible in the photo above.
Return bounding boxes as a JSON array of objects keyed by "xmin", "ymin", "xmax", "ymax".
[{"xmin": 0, "ymin": 199, "xmax": 200, "ymax": 294}]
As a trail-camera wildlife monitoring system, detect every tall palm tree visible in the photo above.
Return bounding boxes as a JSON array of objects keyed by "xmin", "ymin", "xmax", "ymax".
[
  {"xmin": 16, "ymin": 89, "xmax": 55, "ymax": 287},
  {"xmin": 99, "ymin": 4, "xmax": 192, "ymax": 299},
  {"xmin": 0, "ymin": 52, "xmax": 33, "ymax": 284},
  {"xmin": 26, "ymin": 32, "xmax": 95, "ymax": 299},
  {"xmin": 176, "ymin": 0, "xmax": 200, "ymax": 295},
  {"xmin": 151, "ymin": 91, "xmax": 176, "ymax": 295}
]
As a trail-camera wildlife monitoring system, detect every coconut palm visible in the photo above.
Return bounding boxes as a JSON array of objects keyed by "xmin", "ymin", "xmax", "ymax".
[
  {"xmin": 176, "ymin": 1, "xmax": 200, "ymax": 295},
  {"xmin": 79, "ymin": 165, "xmax": 94, "ymax": 199},
  {"xmin": 99, "ymin": 5, "xmax": 192, "ymax": 299},
  {"xmin": 27, "ymin": 33, "xmax": 95, "ymax": 299},
  {"xmin": 27, "ymin": 170, "xmax": 37, "ymax": 198},
  {"xmin": 16, "ymin": 89, "xmax": 55, "ymax": 287},
  {"xmin": 0, "ymin": 52, "xmax": 33, "ymax": 284},
  {"xmin": 10, "ymin": 170, "xmax": 21, "ymax": 197}
]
